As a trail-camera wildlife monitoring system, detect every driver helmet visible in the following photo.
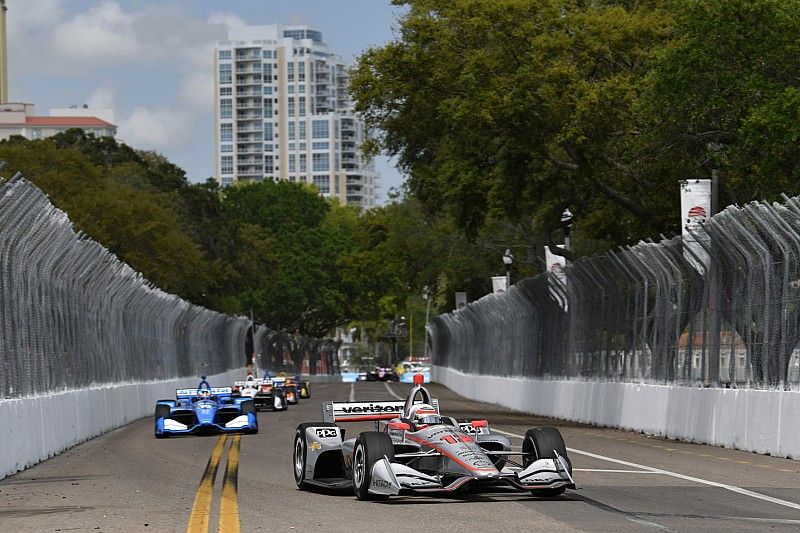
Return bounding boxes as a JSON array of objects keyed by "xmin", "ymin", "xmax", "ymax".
[
  {"xmin": 198, "ymin": 388, "xmax": 212, "ymax": 399},
  {"xmin": 408, "ymin": 403, "xmax": 441, "ymax": 428}
]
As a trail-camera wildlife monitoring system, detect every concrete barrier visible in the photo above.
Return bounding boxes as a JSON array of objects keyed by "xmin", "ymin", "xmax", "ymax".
[
  {"xmin": 433, "ymin": 365, "xmax": 800, "ymax": 459},
  {"xmin": 0, "ymin": 370, "xmax": 241, "ymax": 480}
]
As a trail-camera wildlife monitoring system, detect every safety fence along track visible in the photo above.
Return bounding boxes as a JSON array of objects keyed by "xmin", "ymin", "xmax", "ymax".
[
  {"xmin": 0, "ymin": 174, "xmax": 340, "ymax": 400},
  {"xmin": 431, "ymin": 195, "xmax": 800, "ymax": 390}
]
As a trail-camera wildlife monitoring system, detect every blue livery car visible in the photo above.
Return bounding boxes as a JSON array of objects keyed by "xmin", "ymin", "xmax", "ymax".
[{"xmin": 154, "ymin": 376, "xmax": 258, "ymax": 437}]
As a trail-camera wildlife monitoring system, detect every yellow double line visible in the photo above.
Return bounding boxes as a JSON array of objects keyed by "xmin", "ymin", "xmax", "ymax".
[{"xmin": 186, "ymin": 434, "xmax": 241, "ymax": 533}]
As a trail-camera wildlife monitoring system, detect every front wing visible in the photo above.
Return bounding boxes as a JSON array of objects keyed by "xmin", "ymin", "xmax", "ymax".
[
  {"xmin": 368, "ymin": 456, "xmax": 575, "ymax": 496},
  {"xmin": 156, "ymin": 413, "xmax": 257, "ymax": 435}
]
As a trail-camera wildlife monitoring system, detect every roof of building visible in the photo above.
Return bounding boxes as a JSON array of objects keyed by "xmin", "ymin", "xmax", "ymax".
[{"xmin": 24, "ymin": 116, "xmax": 116, "ymax": 127}]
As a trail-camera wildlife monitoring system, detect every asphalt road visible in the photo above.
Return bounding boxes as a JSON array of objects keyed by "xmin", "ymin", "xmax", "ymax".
[{"xmin": 2, "ymin": 380, "xmax": 800, "ymax": 532}]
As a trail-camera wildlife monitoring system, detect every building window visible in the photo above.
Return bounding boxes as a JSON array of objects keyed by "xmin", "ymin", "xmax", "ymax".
[
  {"xmin": 298, "ymin": 96, "xmax": 306, "ymax": 116},
  {"xmin": 299, "ymin": 153, "xmax": 307, "ymax": 172},
  {"xmin": 219, "ymin": 64, "xmax": 232, "ymax": 84},
  {"xmin": 287, "ymin": 84, "xmax": 294, "ymax": 94},
  {"xmin": 312, "ymin": 120, "xmax": 328, "ymax": 138},
  {"xmin": 220, "ymin": 123, "xmax": 233, "ymax": 142},
  {"xmin": 299, "ymin": 84, "xmax": 306, "ymax": 94},
  {"xmin": 262, "ymin": 50, "xmax": 272, "ymax": 59},
  {"xmin": 263, "ymin": 100, "xmax": 273, "ymax": 116},
  {"xmin": 220, "ymin": 87, "xmax": 232, "ymax": 96},
  {"xmin": 222, "ymin": 177, "xmax": 234, "ymax": 186},
  {"xmin": 264, "ymin": 86, "xmax": 272, "ymax": 95},
  {"xmin": 264, "ymin": 155, "xmax": 274, "ymax": 173},
  {"xmin": 289, "ymin": 155, "xmax": 296, "ymax": 172},
  {"xmin": 219, "ymin": 50, "xmax": 231, "ymax": 60},
  {"xmin": 287, "ymin": 62, "xmax": 294, "ymax": 82},
  {"xmin": 221, "ymin": 144, "xmax": 233, "ymax": 153},
  {"xmin": 30, "ymin": 128, "xmax": 43, "ymax": 140},
  {"xmin": 298, "ymin": 62, "xmax": 306, "ymax": 81},
  {"xmin": 288, "ymin": 99, "xmax": 295, "ymax": 115},
  {"xmin": 220, "ymin": 99, "xmax": 232, "ymax": 119},
  {"xmin": 299, "ymin": 142, "xmax": 307, "ymax": 151},
  {"xmin": 312, "ymin": 141, "xmax": 329, "ymax": 150},
  {"xmin": 263, "ymin": 143, "xmax": 273, "ymax": 151},
  {"xmin": 221, "ymin": 155, "xmax": 233, "ymax": 174},
  {"xmin": 312, "ymin": 153, "xmax": 329, "ymax": 171},
  {"xmin": 288, "ymin": 122, "xmax": 295, "ymax": 140},
  {"xmin": 299, "ymin": 122, "xmax": 306, "ymax": 138},
  {"xmin": 313, "ymin": 176, "xmax": 330, "ymax": 193},
  {"xmin": 264, "ymin": 122, "xmax": 273, "ymax": 140}
]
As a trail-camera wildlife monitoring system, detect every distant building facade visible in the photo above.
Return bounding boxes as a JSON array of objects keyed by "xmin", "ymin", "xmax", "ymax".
[
  {"xmin": 0, "ymin": 103, "xmax": 116, "ymax": 141},
  {"xmin": 214, "ymin": 25, "xmax": 379, "ymax": 208}
]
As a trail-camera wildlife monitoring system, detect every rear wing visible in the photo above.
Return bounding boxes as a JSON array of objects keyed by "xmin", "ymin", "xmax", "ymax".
[
  {"xmin": 234, "ymin": 379, "xmax": 265, "ymax": 387},
  {"xmin": 176, "ymin": 387, "xmax": 232, "ymax": 399},
  {"xmin": 322, "ymin": 398, "xmax": 439, "ymax": 423}
]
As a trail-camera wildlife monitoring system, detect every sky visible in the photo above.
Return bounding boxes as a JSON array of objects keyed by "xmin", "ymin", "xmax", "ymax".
[{"xmin": 6, "ymin": 0, "xmax": 406, "ymax": 202}]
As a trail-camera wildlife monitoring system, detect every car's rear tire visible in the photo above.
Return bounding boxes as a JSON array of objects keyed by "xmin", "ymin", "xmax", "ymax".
[
  {"xmin": 273, "ymin": 390, "xmax": 288, "ymax": 411},
  {"xmin": 522, "ymin": 427, "xmax": 571, "ymax": 497},
  {"xmin": 154, "ymin": 404, "xmax": 171, "ymax": 438},
  {"xmin": 293, "ymin": 422, "xmax": 338, "ymax": 490},
  {"xmin": 352, "ymin": 432, "xmax": 394, "ymax": 501}
]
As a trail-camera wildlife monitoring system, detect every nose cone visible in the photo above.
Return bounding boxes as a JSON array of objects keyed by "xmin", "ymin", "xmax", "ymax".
[{"xmin": 196, "ymin": 401, "xmax": 215, "ymax": 424}]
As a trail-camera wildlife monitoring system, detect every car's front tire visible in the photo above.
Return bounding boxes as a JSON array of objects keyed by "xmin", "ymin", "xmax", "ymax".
[
  {"xmin": 241, "ymin": 400, "xmax": 258, "ymax": 434},
  {"xmin": 522, "ymin": 427, "xmax": 571, "ymax": 497},
  {"xmin": 352, "ymin": 432, "xmax": 394, "ymax": 501},
  {"xmin": 154, "ymin": 404, "xmax": 171, "ymax": 438},
  {"xmin": 293, "ymin": 422, "xmax": 338, "ymax": 490}
]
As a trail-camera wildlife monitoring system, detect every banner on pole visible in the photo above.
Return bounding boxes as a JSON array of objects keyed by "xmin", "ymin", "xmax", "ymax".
[
  {"xmin": 680, "ymin": 179, "xmax": 712, "ymax": 271},
  {"xmin": 545, "ymin": 245, "xmax": 568, "ymax": 311},
  {"xmin": 454, "ymin": 291, "xmax": 467, "ymax": 311},
  {"xmin": 492, "ymin": 276, "xmax": 507, "ymax": 294}
]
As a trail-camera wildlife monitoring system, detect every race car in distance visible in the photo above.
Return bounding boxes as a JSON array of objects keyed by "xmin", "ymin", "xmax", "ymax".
[
  {"xmin": 292, "ymin": 374, "xmax": 575, "ymax": 500},
  {"xmin": 361, "ymin": 366, "xmax": 399, "ymax": 382},
  {"xmin": 293, "ymin": 374, "xmax": 311, "ymax": 399},
  {"xmin": 233, "ymin": 373, "xmax": 287, "ymax": 411},
  {"xmin": 154, "ymin": 376, "xmax": 258, "ymax": 437},
  {"xmin": 268, "ymin": 372, "xmax": 299, "ymax": 405}
]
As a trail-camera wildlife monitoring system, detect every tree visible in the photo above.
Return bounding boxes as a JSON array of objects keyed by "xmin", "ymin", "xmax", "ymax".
[
  {"xmin": 639, "ymin": 0, "xmax": 800, "ymax": 205},
  {"xmin": 351, "ymin": 0, "xmax": 673, "ymax": 253}
]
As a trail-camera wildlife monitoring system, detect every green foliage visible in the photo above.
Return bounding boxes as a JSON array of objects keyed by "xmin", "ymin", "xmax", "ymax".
[
  {"xmin": 352, "ymin": 0, "xmax": 673, "ymax": 248},
  {"xmin": 640, "ymin": 0, "xmax": 800, "ymax": 205}
]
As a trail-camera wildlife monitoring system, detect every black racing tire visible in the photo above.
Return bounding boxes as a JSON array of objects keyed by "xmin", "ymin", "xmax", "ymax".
[
  {"xmin": 273, "ymin": 390, "xmax": 288, "ymax": 411},
  {"xmin": 522, "ymin": 427, "xmax": 571, "ymax": 497},
  {"xmin": 241, "ymin": 400, "xmax": 256, "ymax": 415},
  {"xmin": 293, "ymin": 422, "xmax": 338, "ymax": 490},
  {"xmin": 352, "ymin": 432, "xmax": 395, "ymax": 501},
  {"xmin": 240, "ymin": 400, "xmax": 258, "ymax": 434},
  {"xmin": 154, "ymin": 404, "xmax": 171, "ymax": 438}
]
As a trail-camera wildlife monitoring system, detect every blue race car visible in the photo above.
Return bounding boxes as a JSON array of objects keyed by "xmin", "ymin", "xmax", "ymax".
[{"xmin": 154, "ymin": 375, "xmax": 258, "ymax": 437}]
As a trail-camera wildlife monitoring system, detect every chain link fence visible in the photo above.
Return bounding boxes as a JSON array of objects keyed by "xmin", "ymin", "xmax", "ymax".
[
  {"xmin": 430, "ymin": 197, "xmax": 800, "ymax": 390},
  {"xmin": 0, "ymin": 174, "xmax": 339, "ymax": 399}
]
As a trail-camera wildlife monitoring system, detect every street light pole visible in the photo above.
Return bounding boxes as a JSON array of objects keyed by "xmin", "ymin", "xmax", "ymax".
[
  {"xmin": 561, "ymin": 209, "xmax": 574, "ymax": 251},
  {"xmin": 502, "ymin": 248, "xmax": 514, "ymax": 289}
]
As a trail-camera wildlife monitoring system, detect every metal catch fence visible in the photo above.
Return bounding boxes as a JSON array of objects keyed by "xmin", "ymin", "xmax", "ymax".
[
  {"xmin": 0, "ymin": 174, "xmax": 338, "ymax": 399},
  {"xmin": 430, "ymin": 196, "xmax": 800, "ymax": 389}
]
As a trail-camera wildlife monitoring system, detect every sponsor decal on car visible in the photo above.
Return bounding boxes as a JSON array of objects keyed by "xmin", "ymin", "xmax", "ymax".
[
  {"xmin": 372, "ymin": 479, "xmax": 391, "ymax": 488},
  {"xmin": 315, "ymin": 428, "xmax": 339, "ymax": 438},
  {"xmin": 340, "ymin": 403, "xmax": 403, "ymax": 414},
  {"xmin": 310, "ymin": 441, "xmax": 322, "ymax": 451}
]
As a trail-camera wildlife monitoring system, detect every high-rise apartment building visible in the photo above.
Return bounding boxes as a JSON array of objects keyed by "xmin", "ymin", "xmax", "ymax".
[{"xmin": 214, "ymin": 25, "xmax": 378, "ymax": 208}]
